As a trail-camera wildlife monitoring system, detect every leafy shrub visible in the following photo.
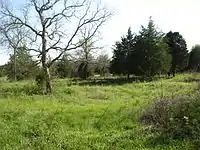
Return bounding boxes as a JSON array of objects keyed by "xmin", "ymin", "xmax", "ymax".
[{"xmin": 140, "ymin": 95, "xmax": 200, "ymax": 140}]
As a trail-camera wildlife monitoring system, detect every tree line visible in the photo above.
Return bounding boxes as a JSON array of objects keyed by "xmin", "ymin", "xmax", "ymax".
[
  {"xmin": 1, "ymin": 17, "xmax": 200, "ymax": 79},
  {"xmin": 0, "ymin": 0, "xmax": 200, "ymax": 95},
  {"xmin": 1, "ymin": 17, "xmax": 200, "ymax": 81},
  {"xmin": 0, "ymin": 45, "xmax": 110, "ymax": 80}
]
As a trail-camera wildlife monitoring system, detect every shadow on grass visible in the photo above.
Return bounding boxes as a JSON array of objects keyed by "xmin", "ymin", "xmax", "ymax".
[{"xmin": 70, "ymin": 76, "xmax": 158, "ymax": 86}]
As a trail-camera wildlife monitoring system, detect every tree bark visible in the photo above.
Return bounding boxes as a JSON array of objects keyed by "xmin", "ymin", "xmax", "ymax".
[
  {"xmin": 41, "ymin": 28, "xmax": 52, "ymax": 94},
  {"xmin": 44, "ymin": 66, "xmax": 52, "ymax": 94},
  {"xmin": 85, "ymin": 62, "xmax": 88, "ymax": 79},
  {"xmin": 14, "ymin": 47, "xmax": 17, "ymax": 81},
  {"xmin": 41, "ymin": 58, "xmax": 52, "ymax": 94}
]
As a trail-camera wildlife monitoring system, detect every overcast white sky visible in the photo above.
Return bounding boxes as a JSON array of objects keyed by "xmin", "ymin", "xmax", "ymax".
[
  {"xmin": 101, "ymin": 0, "xmax": 200, "ymax": 52},
  {"xmin": 0, "ymin": 0, "xmax": 200, "ymax": 65}
]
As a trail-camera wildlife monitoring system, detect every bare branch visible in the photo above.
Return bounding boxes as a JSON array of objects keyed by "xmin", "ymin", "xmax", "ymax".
[
  {"xmin": 0, "ymin": 23, "xmax": 26, "ymax": 50},
  {"xmin": 28, "ymin": 48, "xmax": 41, "ymax": 53},
  {"xmin": 45, "ymin": 0, "xmax": 86, "ymax": 28},
  {"xmin": 41, "ymin": 0, "xmax": 60, "ymax": 11},
  {"xmin": 46, "ymin": 34, "xmax": 62, "ymax": 52},
  {"xmin": 0, "ymin": 0, "xmax": 112, "ymax": 74},
  {"xmin": 1, "ymin": 7, "xmax": 42, "ymax": 36}
]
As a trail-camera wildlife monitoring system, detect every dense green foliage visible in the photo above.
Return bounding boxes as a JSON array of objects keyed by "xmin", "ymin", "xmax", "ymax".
[
  {"xmin": 110, "ymin": 18, "xmax": 171, "ymax": 77},
  {"xmin": 165, "ymin": 31, "xmax": 189, "ymax": 72},
  {"xmin": 133, "ymin": 19, "xmax": 170, "ymax": 76},
  {"xmin": 188, "ymin": 45, "xmax": 200, "ymax": 71},
  {"xmin": 110, "ymin": 27, "xmax": 134, "ymax": 76}
]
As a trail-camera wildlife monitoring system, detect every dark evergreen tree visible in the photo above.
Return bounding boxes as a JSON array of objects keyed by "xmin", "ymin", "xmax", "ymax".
[
  {"xmin": 124, "ymin": 27, "xmax": 135, "ymax": 78},
  {"xmin": 111, "ymin": 18, "xmax": 171, "ymax": 77},
  {"xmin": 110, "ymin": 27, "xmax": 135, "ymax": 77},
  {"xmin": 133, "ymin": 17, "xmax": 170, "ymax": 76},
  {"xmin": 110, "ymin": 41, "xmax": 126, "ymax": 75},
  {"xmin": 188, "ymin": 45, "xmax": 200, "ymax": 71},
  {"xmin": 165, "ymin": 31, "xmax": 189, "ymax": 74}
]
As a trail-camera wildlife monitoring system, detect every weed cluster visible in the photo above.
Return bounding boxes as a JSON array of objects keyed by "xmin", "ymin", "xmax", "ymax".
[{"xmin": 140, "ymin": 86, "xmax": 200, "ymax": 141}]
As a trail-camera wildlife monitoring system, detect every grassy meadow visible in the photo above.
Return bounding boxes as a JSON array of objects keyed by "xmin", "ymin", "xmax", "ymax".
[{"xmin": 0, "ymin": 73, "xmax": 199, "ymax": 150}]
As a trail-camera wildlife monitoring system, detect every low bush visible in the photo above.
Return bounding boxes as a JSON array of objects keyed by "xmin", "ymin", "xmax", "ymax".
[{"xmin": 140, "ymin": 95, "xmax": 200, "ymax": 140}]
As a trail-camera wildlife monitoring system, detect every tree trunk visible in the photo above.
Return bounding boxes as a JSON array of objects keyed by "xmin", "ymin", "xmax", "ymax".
[
  {"xmin": 41, "ymin": 51, "xmax": 52, "ymax": 94},
  {"xmin": 14, "ymin": 47, "xmax": 17, "ymax": 81},
  {"xmin": 85, "ymin": 62, "xmax": 88, "ymax": 79},
  {"xmin": 41, "ymin": 26, "xmax": 52, "ymax": 94},
  {"xmin": 44, "ymin": 66, "xmax": 52, "ymax": 94}
]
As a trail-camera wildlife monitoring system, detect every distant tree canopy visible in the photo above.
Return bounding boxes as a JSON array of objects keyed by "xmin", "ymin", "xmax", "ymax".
[
  {"xmin": 6, "ymin": 46, "xmax": 38, "ymax": 80},
  {"xmin": 95, "ymin": 53, "xmax": 110, "ymax": 76},
  {"xmin": 54, "ymin": 55, "xmax": 73, "ymax": 78},
  {"xmin": 75, "ymin": 37, "xmax": 97, "ymax": 79},
  {"xmin": 188, "ymin": 45, "xmax": 200, "ymax": 71},
  {"xmin": 51, "ymin": 51, "xmax": 110, "ymax": 79}
]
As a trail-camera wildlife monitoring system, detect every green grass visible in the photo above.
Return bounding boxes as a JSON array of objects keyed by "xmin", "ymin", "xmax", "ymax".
[{"xmin": 0, "ymin": 73, "xmax": 199, "ymax": 149}]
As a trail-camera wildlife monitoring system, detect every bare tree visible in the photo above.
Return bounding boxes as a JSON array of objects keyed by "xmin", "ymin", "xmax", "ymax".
[
  {"xmin": 0, "ymin": 0, "xmax": 112, "ymax": 94},
  {"xmin": 96, "ymin": 52, "xmax": 110, "ymax": 76},
  {"xmin": 74, "ymin": 28, "xmax": 103, "ymax": 79},
  {"xmin": 0, "ymin": 22, "xmax": 28, "ymax": 81}
]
